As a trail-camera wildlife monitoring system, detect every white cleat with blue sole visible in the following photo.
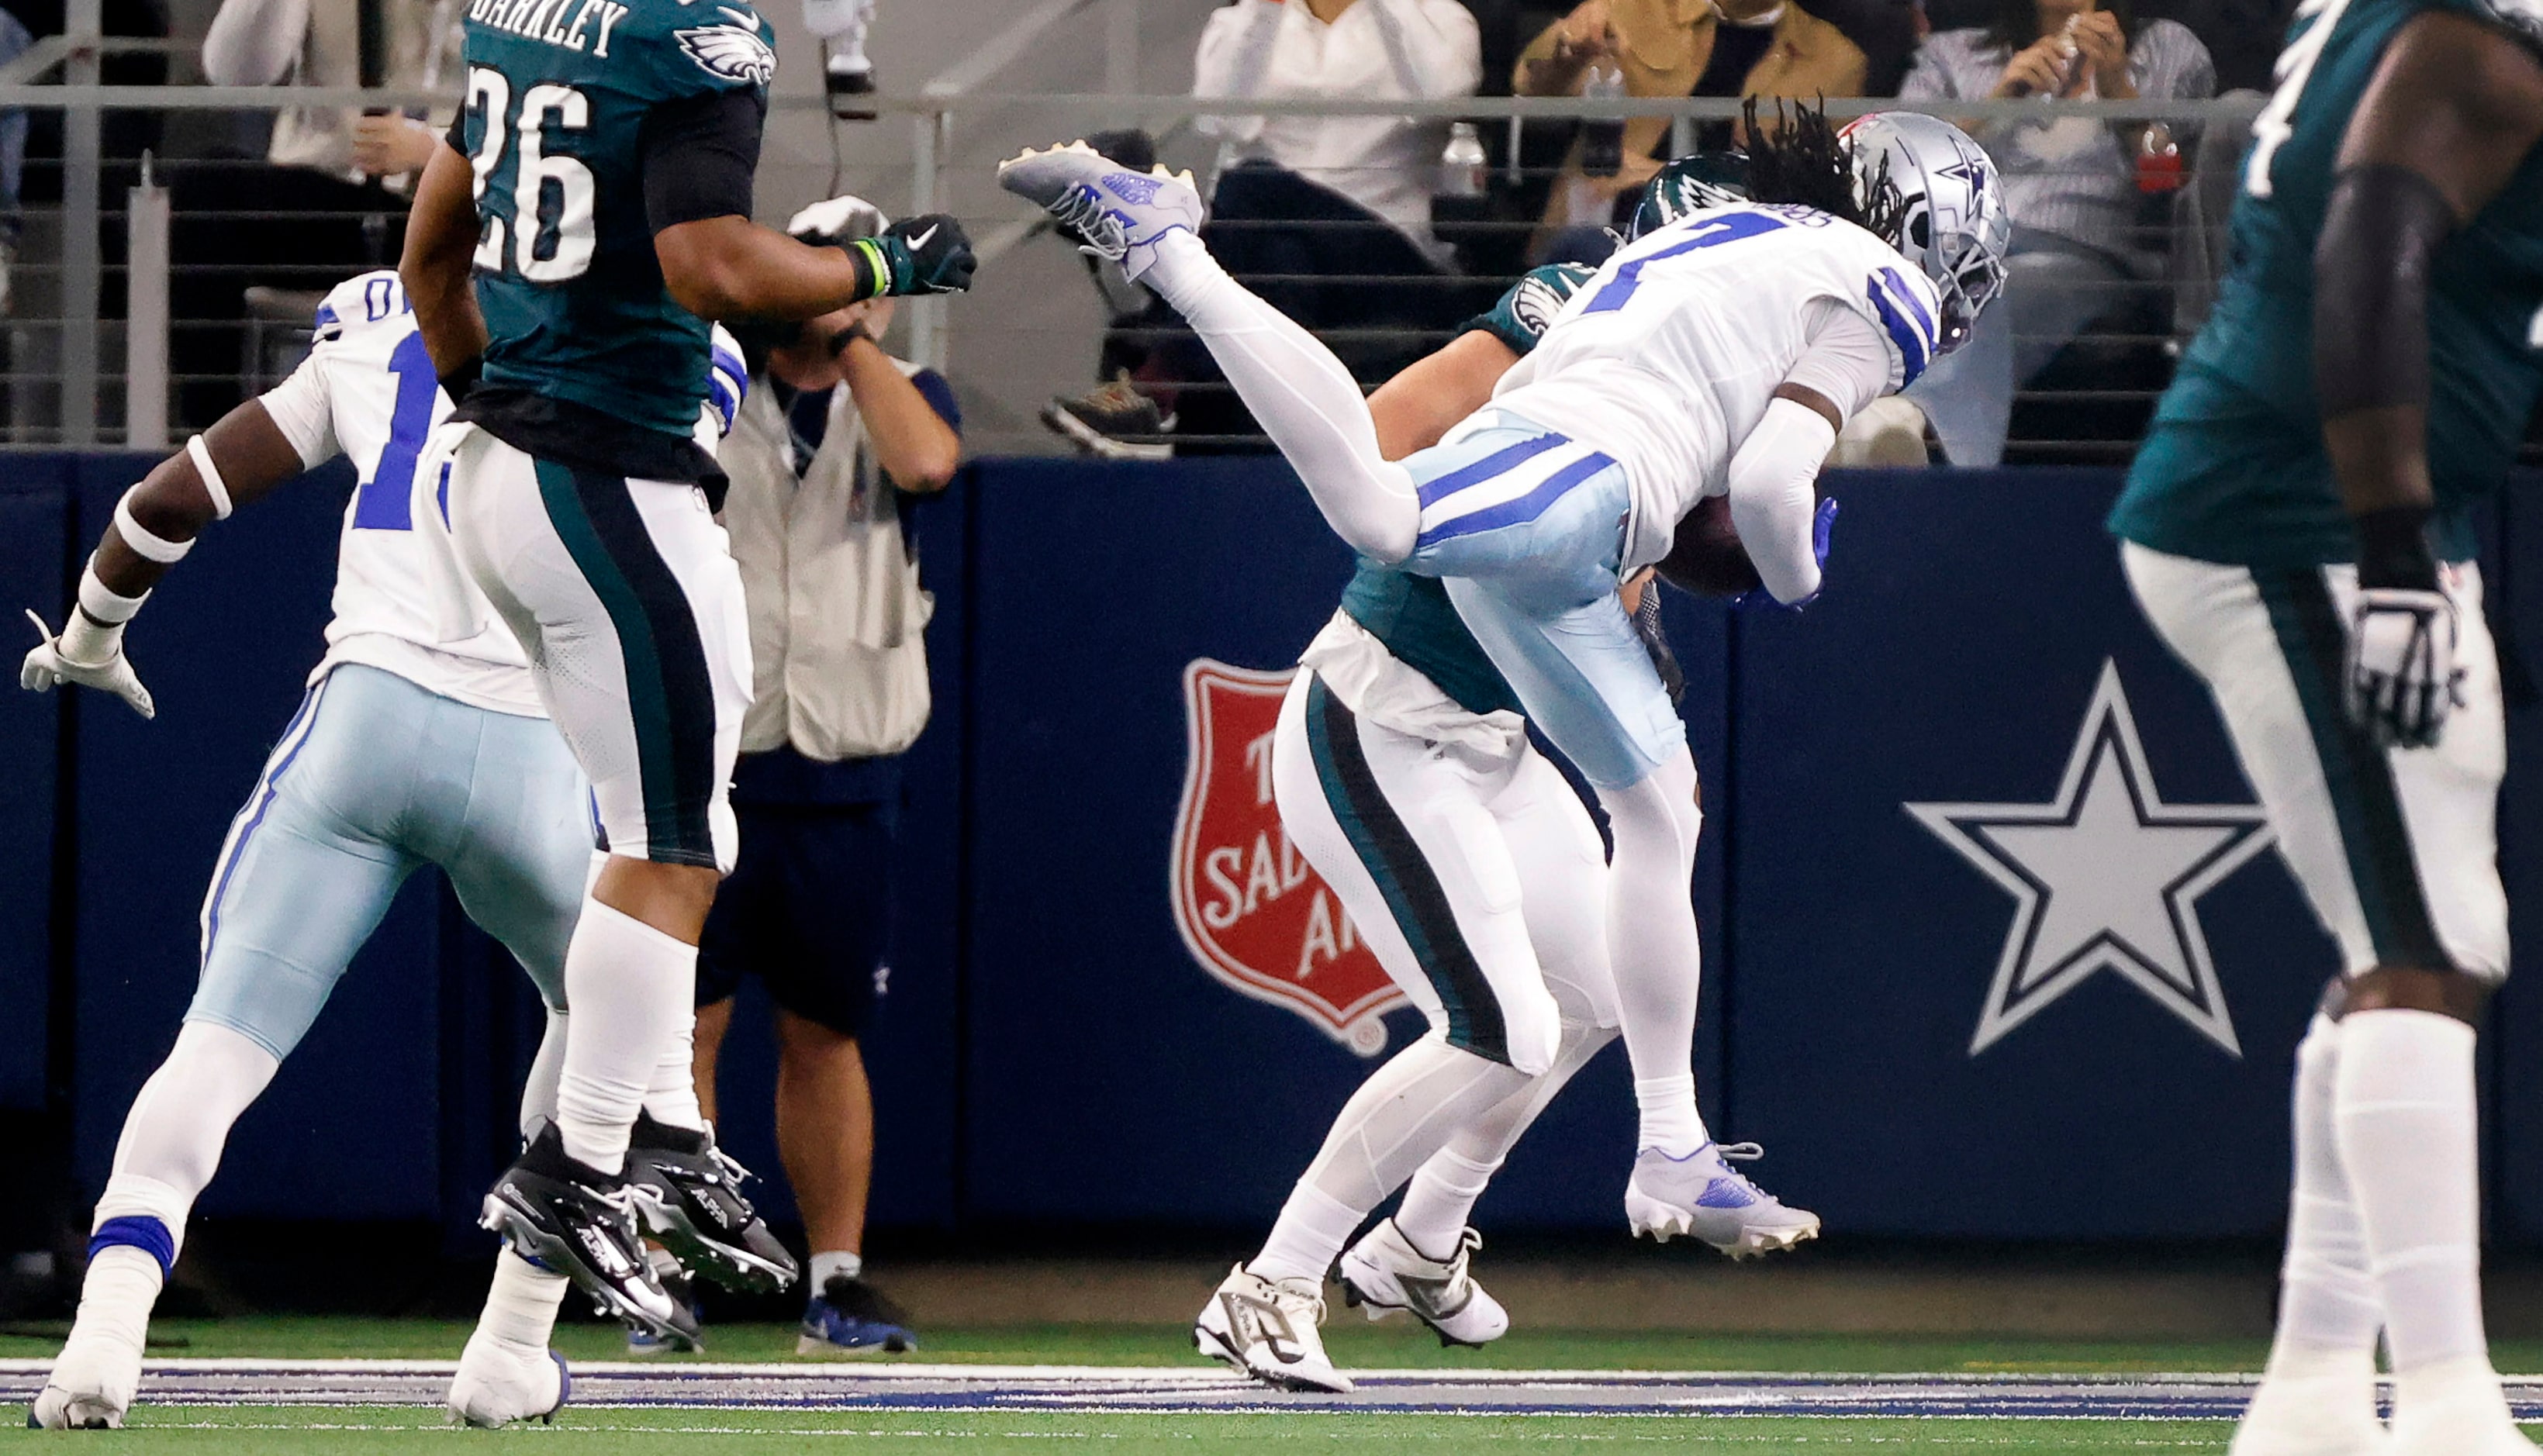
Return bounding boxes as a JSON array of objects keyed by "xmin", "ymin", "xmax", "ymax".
[
  {"xmin": 1625, "ymin": 1141, "xmax": 1822, "ymax": 1258},
  {"xmin": 995, "ymin": 141, "xmax": 1202, "ymax": 284}
]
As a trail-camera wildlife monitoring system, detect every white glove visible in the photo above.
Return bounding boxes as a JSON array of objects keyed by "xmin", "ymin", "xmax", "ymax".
[
  {"xmin": 21, "ymin": 609, "xmax": 154, "ymax": 719},
  {"xmin": 2344, "ymin": 586, "xmax": 2462, "ymax": 749}
]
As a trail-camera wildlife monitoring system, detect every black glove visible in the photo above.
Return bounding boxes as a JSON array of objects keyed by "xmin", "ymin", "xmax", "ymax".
[{"xmin": 868, "ymin": 213, "xmax": 976, "ymax": 296}]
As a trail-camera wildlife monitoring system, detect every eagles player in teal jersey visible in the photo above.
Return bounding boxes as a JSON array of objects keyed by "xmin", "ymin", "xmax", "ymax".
[
  {"xmin": 396, "ymin": 0, "xmax": 974, "ymax": 1419},
  {"xmin": 2107, "ymin": 2, "xmax": 2543, "ymax": 1450}
]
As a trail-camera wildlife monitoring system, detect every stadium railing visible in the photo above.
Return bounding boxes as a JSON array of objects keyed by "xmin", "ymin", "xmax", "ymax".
[{"xmin": 0, "ymin": 69, "xmax": 2507, "ymax": 469}]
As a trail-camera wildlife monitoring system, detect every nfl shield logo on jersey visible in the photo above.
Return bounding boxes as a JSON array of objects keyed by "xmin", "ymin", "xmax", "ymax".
[{"xmin": 1169, "ymin": 660, "xmax": 1405, "ymax": 1056}]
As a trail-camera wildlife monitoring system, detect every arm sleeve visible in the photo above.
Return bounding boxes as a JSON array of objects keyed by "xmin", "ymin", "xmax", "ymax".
[
  {"xmin": 1785, "ymin": 298, "xmax": 1897, "ymax": 420},
  {"xmin": 202, "ymin": 0, "xmax": 308, "ymax": 86},
  {"xmin": 257, "ymin": 348, "xmax": 337, "ymax": 470},
  {"xmin": 640, "ymin": 88, "xmax": 765, "ymax": 233},
  {"xmin": 1726, "ymin": 396, "xmax": 1839, "ymax": 606}
]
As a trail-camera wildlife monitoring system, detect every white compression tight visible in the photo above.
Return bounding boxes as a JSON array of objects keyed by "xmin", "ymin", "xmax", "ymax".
[
  {"xmin": 92, "ymin": 1021, "xmax": 279, "ymax": 1259},
  {"xmin": 1598, "ymin": 750, "xmax": 1709, "ymax": 1154},
  {"xmin": 1249, "ymin": 1032, "xmax": 1533, "ymax": 1283},
  {"xmin": 1395, "ymin": 1020, "xmax": 1618, "ymax": 1255},
  {"xmin": 1144, "ymin": 231, "xmax": 1422, "ymax": 564},
  {"xmin": 554, "ymin": 896, "xmax": 702, "ymax": 1175}
]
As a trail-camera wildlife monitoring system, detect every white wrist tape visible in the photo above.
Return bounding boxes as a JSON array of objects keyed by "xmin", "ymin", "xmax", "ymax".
[
  {"xmin": 186, "ymin": 434, "xmax": 235, "ymax": 519},
  {"xmin": 113, "ymin": 490, "xmax": 195, "ymax": 564},
  {"xmin": 77, "ymin": 555, "xmax": 149, "ymax": 625}
]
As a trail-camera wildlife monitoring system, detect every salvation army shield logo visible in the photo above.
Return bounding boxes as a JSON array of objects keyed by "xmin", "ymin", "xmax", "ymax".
[{"xmin": 1169, "ymin": 659, "xmax": 1405, "ymax": 1056}]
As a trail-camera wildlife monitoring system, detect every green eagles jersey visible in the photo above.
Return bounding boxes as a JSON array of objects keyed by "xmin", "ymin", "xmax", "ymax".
[
  {"xmin": 1339, "ymin": 565, "xmax": 1525, "ymax": 719},
  {"xmin": 458, "ymin": 0, "xmax": 771, "ymax": 440},
  {"xmin": 2108, "ymin": 0, "xmax": 2543, "ymax": 568}
]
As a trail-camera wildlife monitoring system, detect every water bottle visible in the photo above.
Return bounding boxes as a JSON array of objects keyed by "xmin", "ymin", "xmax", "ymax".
[
  {"xmin": 1580, "ymin": 65, "xmax": 1626, "ymax": 179},
  {"xmin": 1439, "ymin": 122, "xmax": 1488, "ymax": 199}
]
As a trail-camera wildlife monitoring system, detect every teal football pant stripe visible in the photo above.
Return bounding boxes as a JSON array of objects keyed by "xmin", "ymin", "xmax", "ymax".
[
  {"xmin": 534, "ymin": 459, "xmax": 722, "ymax": 867},
  {"xmin": 189, "ymin": 664, "xmax": 592, "ymax": 1059},
  {"xmin": 2257, "ymin": 568, "xmax": 2450, "ymax": 971},
  {"xmin": 1302, "ymin": 675, "xmax": 1510, "ymax": 1064},
  {"xmin": 2120, "ymin": 543, "xmax": 2507, "ymax": 982},
  {"xmin": 444, "ymin": 427, "xmax": 747, "ymax": 874}
]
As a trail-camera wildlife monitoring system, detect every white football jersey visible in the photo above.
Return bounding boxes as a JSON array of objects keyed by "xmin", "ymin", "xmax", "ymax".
[
  {"xmin": 1490, "ymin": 202, "xmax": 1944, "ymax": 571},
  {"xmin": 257, "ymin": 271, "xmax": 743, "ymax": 718}
]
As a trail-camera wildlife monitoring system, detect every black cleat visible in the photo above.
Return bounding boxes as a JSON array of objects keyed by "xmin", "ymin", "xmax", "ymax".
[
  {"xmin": 626, "ymin": 1113, "xmax": 799, "ymax": 1295},
  {"xmin": 482, "ymin": 1123, "xmax": 696, "ymax": 1344},
  {"xmin": 824, "ymin": 59, "xmax": 876, "ymax": 121},
  {"xmin": 1042, "ymin": 374, "xmax": 1175, "ymax": 461}
]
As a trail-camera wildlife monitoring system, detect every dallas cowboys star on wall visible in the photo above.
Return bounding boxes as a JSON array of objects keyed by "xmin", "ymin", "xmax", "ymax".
[{"xmin": 1907, "ymin": 661, "xmax": 2275, "ymax": 1057}]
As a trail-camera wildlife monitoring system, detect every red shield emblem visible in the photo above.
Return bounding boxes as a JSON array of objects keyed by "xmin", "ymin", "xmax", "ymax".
[{"xmin": 1169, "ymin": 659, "xmax": 1405, "ymax": 1057}]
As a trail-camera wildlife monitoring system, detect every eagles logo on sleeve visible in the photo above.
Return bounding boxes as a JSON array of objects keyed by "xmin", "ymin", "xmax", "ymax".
[
  {"xmin": 676, "ymin": 19, "xmax": 778, "ymax": 85},
  {"xmin": 1506, "ymin": 273, "xmax": 1568, "ymax": 337}
]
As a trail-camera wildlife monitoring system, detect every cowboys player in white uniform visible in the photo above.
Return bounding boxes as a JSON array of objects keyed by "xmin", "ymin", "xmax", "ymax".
[
  {"xmin": 19, "ymin": 271, "xmax": 755, "ymax": 1430},
  {"xmin": 1193, "ymin": 150, "xmax": 1841, "ymax": 1392},
  {"xmin": 1004, "ymin": 108, "xmax": 2007, "ymax": 1250}
]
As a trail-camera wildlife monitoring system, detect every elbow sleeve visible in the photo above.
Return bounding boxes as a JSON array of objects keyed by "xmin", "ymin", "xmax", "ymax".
[
  {"xmin": 1726, "ymin": 396, "xmax": 1838, "ymax": 605},
  {"xmin": 2314, "ymin": 164, "xmax": 2456, "ymax": 419}
]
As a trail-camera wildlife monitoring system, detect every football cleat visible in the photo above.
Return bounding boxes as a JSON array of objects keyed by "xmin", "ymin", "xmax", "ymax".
[
  {"xmin": 625, "ymin": 1113, "xmax": 798, "ymax": 1295},
  {"xmin": 1625, "ymin": 1141, "xmax": 1821, "ymax": 1258},
  {"xmin": 446, "ymin": 1334, "xmax": 569, "ymax": 1429},
  {"xmin": 2230, "ymin": 1348, "xmax": 2389, "ymax": 1456},
  {"xmin": 2389, "ymin": 1357, "xmax": 2534, "ymax": 1456},
  {"xmin": 480, "ymin": 1123, "xmax": 696, "ymax": 1344},
  {"xmin": 624, "ymin": 1254, "xmax": 703, "ymax": 1356},
  {"xmin": 28, "ymin": 1322, "xmax": 145, "ymax": 1430},
  {"xmin": 996, "ymin": 141, "xmax": 1203, "ymax": 284},
  {"xmin": 797, "ymin": 1274, "xmax": 920, "ymax": 1357},
  {"xmin": 1192, "ymin": 1264, "xmax": 1353, "ymax": 1393},
  {"xmin": 1336, "ymin": 1221, "xmax": 1508, "ymax": 1348}
]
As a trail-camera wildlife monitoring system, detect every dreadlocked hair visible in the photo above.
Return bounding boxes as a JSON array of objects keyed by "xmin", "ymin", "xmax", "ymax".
[{"xmin": 1740, "ymin": 96, "xmax": 1906, "ymax": 246}]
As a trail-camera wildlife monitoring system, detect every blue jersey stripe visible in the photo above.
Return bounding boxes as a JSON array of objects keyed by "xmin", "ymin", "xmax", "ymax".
[
  {"xmin": 1418, "ymin": 450, "xmax": 1615, "ymax": 547},
  {"xmin": 1867, "ymin": 279, "xmax": 1933, "ymax": 388},
  {"xmin": 1414, "ymin": 433, "xmax": 1563, "ymax": 509}
]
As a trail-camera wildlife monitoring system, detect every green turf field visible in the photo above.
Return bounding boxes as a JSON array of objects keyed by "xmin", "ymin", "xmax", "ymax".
[
  {"xmin": 4, "ymin": 1320, "xmax": 2537, "ymax": 1452},
  {"xmin": 0, "ymin": 1404, "xmax": 2249, "ymax": 1453}
]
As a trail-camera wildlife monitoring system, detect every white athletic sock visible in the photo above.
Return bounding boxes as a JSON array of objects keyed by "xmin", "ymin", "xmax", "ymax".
[
  {"xmin": 1599, "ymin": 754, "xmax": 1706, "ymax": 1154},
  {"xmin": 1251, "ymin": 1184, "xmax": 1365, "ymax": 1285},
  {"xmin": 1634, "ymin": 1075, "xmax": 1708, "ymax": 1158},
  {"xmin": 555, "ymin": 897, "xmax": 697, "ymax": 1176},
  {"xmin": 1396, "ymin": 1151, "xmax": 1498, "ymax": 1259},
  {"xmin": 1142, "ymin": 231, "xmax": 1422, "ymax": 562},
  {"xmin": 472, "ymin": 1249, "xmax": 569, "ymax": 1351},
  {"xmin": 2334, "ymin": 1009, "xmax": 2486, "ymax": 1375},
  {"xmin": 810, "ymin": 1251, "xmax": 863, "ymax": 1289},
  {"xmin": 47, "ymin": 1244, "xmax": 160, "ymax": 1416},
  {"xmin": 1397, "ymin": 1020, "xmax": 1614, "ymax": 1253},
  {"xmin": 2268, "ymin": 1016, "xmax": 2382, "ymax": 1363},
  {"xmin": 643, "ymin": 1013, "xmax": 703, "ymax": 1133}
]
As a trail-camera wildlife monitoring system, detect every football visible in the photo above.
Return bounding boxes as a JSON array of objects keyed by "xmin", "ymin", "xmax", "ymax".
[{"xmin": 1653, "ymin": 494, "xmax": 1763, "ymax": 598}]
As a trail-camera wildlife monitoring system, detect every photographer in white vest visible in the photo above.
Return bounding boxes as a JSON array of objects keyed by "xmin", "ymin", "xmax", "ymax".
[{"xmin": 675, "ymin": 195, "xmax": 962, "ymax": 1358}]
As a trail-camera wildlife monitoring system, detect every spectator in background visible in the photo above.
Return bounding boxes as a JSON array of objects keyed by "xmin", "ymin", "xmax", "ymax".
[
  {"xmin": 1513, "ymin": 0, "xmax": 1867, "ymax": 254},
  {"xmin": 176, "ymin": 0, "xmax": 459, "ymax": 429},
  {"xmin": 1898, "ymin": 0, "xmax": 2213, "ymax": 464},
  {"xmin": 684, "ymin": 196, "xmax": 962, "ymax": 1359},
  {"xmin": 1043, "ymin": 0, "xmax": 1481, "ymax": 458}
]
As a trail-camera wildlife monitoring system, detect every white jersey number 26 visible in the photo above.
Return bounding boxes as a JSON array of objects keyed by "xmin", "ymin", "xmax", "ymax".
[{"xmin": 463, "ymin": 67, "xmax": 599, "ymax": 284}]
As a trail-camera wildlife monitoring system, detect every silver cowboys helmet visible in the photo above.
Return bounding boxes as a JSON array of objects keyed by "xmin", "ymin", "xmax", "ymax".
[{"xmin": 1840, "ymin": 112, "xmax": 2009, "ymax": 355}]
